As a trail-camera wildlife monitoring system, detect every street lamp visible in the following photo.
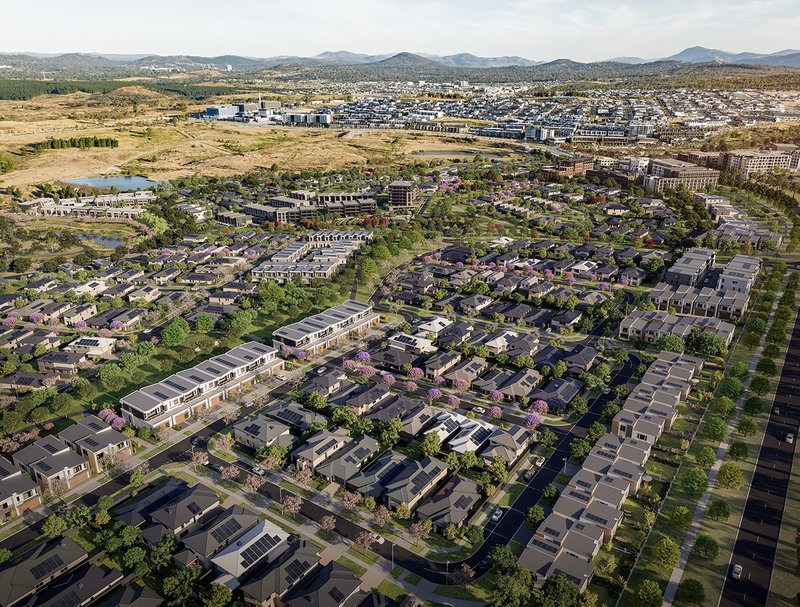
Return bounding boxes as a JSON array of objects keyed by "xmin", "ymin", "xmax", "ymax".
[
  {"xmin": 391, "ymin": 543, "xmax": 395, "ymax": 570},
  {"xmin": 562, "ymin": 457, "xmax": 567, "ymax": 472}
]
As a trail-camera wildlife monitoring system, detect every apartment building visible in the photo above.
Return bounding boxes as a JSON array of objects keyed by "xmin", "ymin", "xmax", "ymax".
[
  {"xmin": 649, "ymin": 283, "xmax": 749, "ymax": 319},
  {"xmin": 644, "ymin": 158, "xmax": 720, "ymax": 193},
  {"xmin": 387, "ymin": 180, "xmax": 419, "ymax": 212},
  {"xmin": 618, "ymin": 309, "xmax": 735, "ymax": 346},
  {"xmin": 664, "ymin": 247, "xmax": 716, "ymax": 287},
  {"xmin": 720, "ymin": 150, "xmax": 797, "ymax": 178},
  {"xmin": 718, "ymin": 254, "xmax": 762, "ymax": 294},
  {"xmin": 120, "ymin": 341, "xmax": 283, "ymax": 429},
  {"xmin": 271, "ymin": 300, "xmax": 379, "ymax": 356}
]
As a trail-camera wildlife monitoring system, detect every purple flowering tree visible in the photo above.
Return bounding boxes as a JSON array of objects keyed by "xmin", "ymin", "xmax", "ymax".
[
  {"xmin": 111, "ymin": 416, "xmax": 125, "ymax": 430},
  {"xmin": 98, "ymin": 408, "xmax": 115, "ymax": 422},
  {"xmin": 110, "ymin": 320, "xmax": 124, "ymax": 331},
  {"xmin": 532, "ymin": 400, "xmax": 549, "ymax": 415},
  {"xmin": 525, "ymin": 413, "xmax": 543, "ymax": 430},
  {"xmin": 296, "ymin": 351, "xmax": 307, "ymax": 360},
  {"xmin": 489, "ymin": 405, "xmax": 503, "ymax": 419},
  {"xmin": 342, "ymin": 359, "xmax": 357, "ymax": 372},
  {"xmin": 489, "ymin": 390, "xmax": 504, "ymax": 403},
  {"xmin": 359, "ymin": 365, "xmax": 376, "ymax": 379},
  {"xmin": 380, "ymin": 373, "xmax": 396, "ymax": 386},
  {"xmin": 407, "ymin": 367, "xmax": 424, "ymax": 380},
  {"xmin": 447, "ymin": 395, "xmax": 461, "ymax": 408},
  {"xmin": 599, "ymin": 281, "xmax": 610, "ymax": 291},
  {"xmin": 98, "ymin": 328, "xmax": 112, "ymax": 338},
  {"xmin": 74, "ymin": 319, "xmax": 86, "ymax": 330},
  {"xmin": 281, "ymin": 345, "xmax": 295, "ymax": 357},
  {"xmin": 451, "ymin": 378, "xmax": 468, "ymax": 392},
  {"xmin": 433, "ymin": 375, "xmax": 445, "ymax": 386},
  {"xmin": 427, "ymin": 388, "xmax": 442, "ymax": 402},
  {"xmin": 404, "ymin": 381, "xmax": 418, "ymax": 392},
  {"xmin": 2, "ymin": 316, "xmax": 17, "ymax": 329},
  {"xmin": 355, "ymin": 351, "xmax": 371, "ymax": 363},
  {"xmin": 30, "ymin": 313, "xmax": 44, "ymax": 324}
]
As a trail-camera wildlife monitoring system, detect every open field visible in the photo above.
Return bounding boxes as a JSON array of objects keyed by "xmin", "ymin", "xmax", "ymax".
[{"xmin": 0, "ymin": 92, "xmax": 519, "ymax": 196}]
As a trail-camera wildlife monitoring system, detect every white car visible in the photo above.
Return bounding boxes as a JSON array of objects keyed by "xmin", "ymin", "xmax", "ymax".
[
  {"xmin": 491, "ymin": 508, "xmax": 504, "ymax": 523},
  {"xmin": 731, "ymin": 564, "xmax": 743, "ymax": 580},
  {"xmin": 251, "ymin": 465, "xmax": 265, "ymax": 476},
  {"xmin": 473, "ymin": 407, "xmax": 486, "ymax": 415},
  {"xmin": 371, "ymin": 533, "xmax": 386, "ymax": 545},
  {"xmin": 602, "ymin": 387, "xmax": 611, "ymax": 395},
  {"xmin": 788, "ymin": 433, "xmax": 795, "ymax": 444},
  {"xmin": 277, "ymin": 374, "xmax": 287, "ymax": 381},
  {"xmin": 534, "ymin": 456, "xmax": 546, "ymax": 468},
  {"xmin": 316, "ymin": 367, "xmax": 328, "ymax": 375}
]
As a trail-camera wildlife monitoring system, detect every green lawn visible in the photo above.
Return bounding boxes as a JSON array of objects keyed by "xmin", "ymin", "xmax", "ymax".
[
  {"xmin": 406, "ymin": 572, "xmax": 422, "ymax": 586},
  {"xmin": 337, "ymin": 555, "xmax": 368, "ymax": 578},
  {"xmin": 348, "ymin": 546, "xmax": 380, "ymax": 565},
  {"xmin": 377, "ymin": 580, "xmax": 408, "ymax": 602}
]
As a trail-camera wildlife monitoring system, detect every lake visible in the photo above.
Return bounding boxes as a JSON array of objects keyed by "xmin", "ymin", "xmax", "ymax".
[
  {"xmin": 55, "ymin": 232, "xmax": 126, "ymax": 248},
  {"xmin": 65, "ymin": 176, "xmax": 159, "ymax": 190},
  {"xmin": 414, "ymin": 151, "xmax": 505, "ymax": 159}
]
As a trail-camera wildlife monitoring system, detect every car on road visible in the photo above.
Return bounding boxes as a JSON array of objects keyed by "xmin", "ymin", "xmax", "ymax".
[
  {"xmin": 491, "ymin": 508, "xmax": 504, "ymax": 523},
  {"xmin": 316, "ymin": 367, "xmax": 328, "ymax": 375},
  {"xmin": 602, "ymin": 387, "xmax": 611, "ymax": 395},
  {"xmin": 476, "ymin": 556, "xmax": 492, "ymax": 572},
  {"xmin": 190, "ymin": 437, "xmax": 205, "ymax": 447},
  {"xmin": 277, "ymin": 374, "xmax": 287, "ymax": 381},
  {"xmin": 209, "ymin": 463, "xmax": 224, "ymax": 473},
  {"xmin": 524, "ymin": 468, "xmax": 536, "ymax": 481},
  {"xmin": 534, "ymin": 456, "xmax": 546, "ymax": 468},
  {"xmin": 251, "ymin": 465, "xmax": 266, "ymax": 476},
  {"xmin": 370, "ymin": 533, "xmax": 385, "ymax": 545},
  {"xmin": 731, "ymin": 564, "xmax": 743, "ymax": 579},
  {"xmin": 787, "ymin": 433, "xmax": 795, "ymax": 444},
  {"xmin": 473, "ymin": 406, "xmax": 486, "ymax": 415},
  {"xmin": 774, "ymin": 407, "xmax": 780, "ymax": 415}
]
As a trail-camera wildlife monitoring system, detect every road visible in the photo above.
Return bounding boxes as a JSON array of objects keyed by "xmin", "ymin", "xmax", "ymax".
[{"xmin": 719, "ymin": 307, "xmax": 800, "ymax": 607}]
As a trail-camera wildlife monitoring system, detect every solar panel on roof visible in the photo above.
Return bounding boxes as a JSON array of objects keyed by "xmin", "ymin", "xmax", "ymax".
[
  {"xmin": 49, "ymin": 589, "xmax": 81, "ymax": 607},
  {"xmin": 584, "ymin": 512, "xmax": 608, "ymax": 525},
  {"xmin": 30, "ymin": 554, "xmax": 64, "ymax": 580},
  {"xmin": 531, "ymin": 538, "xmax": 558, "ymax": 554},
  {"xmin": 84, "ymin": 437, "xmax": 99, "ymax": 447},
  {"xmin": 244, "ymin": 424, "xmax": 261, "ymax": 435},
  {"xmin": 329, "ymin": 588, "xmax": 346, "ymax": 602},
  {"xmin": 543, "ymin": 526, "xmax": 561, "ymax": 537},
  {"xmin": 41, "ymin": 442, "xmax": 59, "ymax": 454},
  {"xmin": 285, "ymin": 559, "xmax": 308, "ymax": 583},
  {"xmin": 187, "ymin": 502, "xmax": 202, "ymax": 514},
  {"xmin": 37, "ymin": 462, "xmax": 52, "ymax": 472},
  {"xmin": 86, "ymin": 421, "xmax": 103, "ymax": 431},
  {"xmin": 240, "ymin": 533, "xmax": 280, "ymax": 568},
  {"xmin": 411, "ymin": 469, "xmax": 436, "ymax": 494},
  {"xmin": 453, "ymin": 495, "xmax": 472, "ymax": 510},
  {"xmin": 210, "ymin": 519, "xmax": 243, "ymax": 543},
  {"xmin": 472, "ymin": 427, "xmax": 493, "ymax": 444},
  {"xmin": 153, "ymin": 391, "xmax": 171, "ymax": 400}
]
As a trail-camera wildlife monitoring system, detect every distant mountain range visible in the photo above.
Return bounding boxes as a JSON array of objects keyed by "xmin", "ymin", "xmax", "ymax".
[{"xmin": 3, "ymin": 46, "xmax": 799, "ymax": 71}]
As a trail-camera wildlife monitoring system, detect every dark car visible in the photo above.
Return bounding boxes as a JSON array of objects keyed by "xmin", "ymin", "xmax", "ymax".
[{"xmin": 476, "ymin": 555, "xmax": 492, "ymax": 572}]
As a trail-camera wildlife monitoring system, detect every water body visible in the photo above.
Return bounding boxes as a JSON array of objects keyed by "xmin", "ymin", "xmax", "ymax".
[
  {"xmin": 414, "ymin": 150, "xmax": 505, "ymax": 159},
  {"xmin": 55, "ymin": 232, "xmax": 125, "ymax": 248},
  {"xmin": 65, "ymin": 176, "xmax": 159, "ymax": 190}
]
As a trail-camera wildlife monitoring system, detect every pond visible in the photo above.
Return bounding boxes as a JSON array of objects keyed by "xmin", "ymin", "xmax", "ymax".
[
  {"xmin": 65, "ymin": 176, "xmax": 159, "ymax": 190},
  {"xmin": 55, "ymin": 232, "xmax": 126, "ymax": 248},
  {"xmin": 414, "ymin": 150, "xmax": 505, "ymax": 159}
]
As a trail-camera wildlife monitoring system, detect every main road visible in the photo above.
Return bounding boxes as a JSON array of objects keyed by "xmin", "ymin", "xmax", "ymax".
[{"xmin": 719, "ymin": 307, "xmax": 800, "ymax": 607}]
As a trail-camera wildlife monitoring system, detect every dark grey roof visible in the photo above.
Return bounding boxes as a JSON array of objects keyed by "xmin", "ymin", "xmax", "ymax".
[
  {"xmin": 240, "ymin": 540, "xmax": 320, "ymax": 603},
  {"xmin": 30, "ymin": 563, "xmax": 123, "ymax": 607},
  {"xmin": 284, "ymin": 561, "xmax": 361, "ymax": 607}
]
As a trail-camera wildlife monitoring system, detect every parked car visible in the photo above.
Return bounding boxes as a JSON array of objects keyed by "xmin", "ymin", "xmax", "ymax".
[
  {"xmin": 602, "ymin": 387, "xmax": 611, "ymax": 395},
  {"xmin": 773, "ymin": 407, "xmax": 780, "ymax": 415},
  {"xmin": 731, "ymin": 564, "xmax": 743, "ymax": 580},
  {"xmin": 277, "ymin": 374, "xmax": 287, "ymax": 381},
  {"xmin": 191, "ymin": 436, "xmax": 205, "ymax": 447},
  {"xmin": 370, "ymin": 533, "xmax": 386, "ymax": 545},
  {"xmin": 491, "ymin": 508, "xmax": 504, "ymax": 523},
  {"xmin": 476, "ymin": 556, "xmax": 492, "ymax": 572},
  {"xmin": 209, "ymin": 463, "xmax": 224, "ymax": 474},
  {"xmin": 251, "ymin": 465, "xmax": 265, "ymax": 476},
  {"xmin": 787, "ymin": 433, "xmax": 795, "ymax": 444},
  {"xmin": 524, "ymin": 468, "xmax": 536, "ymax": 481},
  {"xmin": 534, "ymin": 456, "xmax": 546, "ymax": 468},
  {"xmin": 316, "ymin": 367, "xmax": 328, "ymax": 375},
  {"xmin": 473, "ymin": 406, "xmax": 486, "ymax": 415}
]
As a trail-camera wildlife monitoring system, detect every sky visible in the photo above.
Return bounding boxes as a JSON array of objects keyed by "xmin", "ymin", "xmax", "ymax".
[{"xmin": 3, "ymin": 0, "xmax": 799, "ymax": 61}]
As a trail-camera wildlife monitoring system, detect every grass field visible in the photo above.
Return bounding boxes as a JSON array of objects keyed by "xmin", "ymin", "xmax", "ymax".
[{"xmin": 0, "ymin": 91, "xmax": 520, "ymax": 196}]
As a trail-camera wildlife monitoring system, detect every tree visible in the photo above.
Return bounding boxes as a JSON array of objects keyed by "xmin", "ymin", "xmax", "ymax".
[
  {"xmin": 743, "ymin": 396, "xmax": 763, "ymax": 416},
  {"xmin": 717, "ymin": 462, "xmax": 744, "ymax": 490},
  {"xmin": 460, "ymin": 450, "xmax": 481, "ymax": 470},
  {"xmin": 676, "ymin": 579, "xmax": 706, "ymax": 604},
  {"xmin": 736, "ymin": 416, "xmax": 757, "ymax": 436},
  {"xmin": 525, "ymin": 504, "xmax": 545, "ymax": 528},
  {"xmin": 706, "ymin": 499, "xmax": 731, "ymax": 522},
  {"xmin": 420, "ymin": 432, "xmax": 441, "ymax": 457},
  {"xmin": 355, "ymin": 530, "xmax": 375, "ymax": 552},
  {"xmin": 162, "ymin": 566, "xmax": 201, "ymax": 604},
  {"xmin": 120, "ymin": 525, "xmax": 141, "ymax": 547},
  {"xmin": 637, "ymin": 580, "xmax": 663, "ymax": 607},
  {"xmin": 681, "ymin": 467, "xmax": 709, "ymax": 497},
  {"xmin": 202, "ymin": 584, "xmax": 232, "ymax": 607},
  {"xmin": 570, "ymin": 438, "xmax": 592, "ymax": 462},
  {"xmin": 452, "ymin": 563, "xmax": 476, "ymax": 586},
  {"xmin": 657, "ymin": 334, "xmax": 685, "ymax": 352},
  {"xmin": 490, "ymin": 544, "xmax": 518, "ymax": 574},
  {"xmin": 712, "ymin": 396, "xmax": 736, "ymax": 418},
  {"xmin": 161, "ymin": 318, "xmax": 190, "ymax": 347},
  {"xmin": 394, "ymin": 502, "xmax": 411, "ymax": 520},
  {"xmin": 538, "ymin": 428, "xmax": 557, "ymax": 450},
  {"xmin": 749, "ymin": 375, "xmax": 770, "ymax": 396},
  {"xmin": 320, "ymin": 515, "xmax": 336, "ymax": 533},
  {"xmin": 693, "ymin": 534, "xmax": 719, "ymax": 560},
  {"xmin": 701, "ymin": 416, "xmax": 728, "ymax": 442},
  {"xmin": 539, "ymin": 573, "xmax": 579, "ymax": 607},
  {"xmin": 123, "ymin": 546, "xmax": 147, "ymax": 570},
  {"xmin": 718, "ymin": 377, "xmax": 744, "ymax": 400},
  {"xmin": 42, "ymin": 514, "xmax": 67, "ymax": 538},
  {"xmin": 650, "ymin": 538, "xmax": 680, "ymax": 570},
  {"xmin": 728, "ymin": 441, "xmax": 748, "ymax": 461},
  {"xmin": 150, "ymin": 535, "xmax": 177, "ymax": 571},
  {"xmin": 464, "ymin": 524, "xmax": 484, "ymax": 545},
  {"xmin": 671, "ymin": 505, "xmax": 692, "ymax": 531},
  {"xmin": 281, "ymin": 494, "xmax": 303, "ymax": 519},
  {"xmin": 594, "ymin": 550, "xmax": 617, "ymax": 577},
  {"xmin": 755, "ymin": 358, "xmax": 778, "ymax": 376},
  {"xmin": 243, "ymin": 474, "xmax": 265, "ymax": 495},
  {"xmin": 194, "ymin": 314, "xmax": 215, "ymax": 334},
  {"xmin": 487, "ymin": 573, "xmax": 531, "ymax": 607},
  {"xmin": 407, "ymin": 520, "xmax": 431, "ymax": 545},
  {"xmin": 340, "ymin": 491, "xmax": 360, "ymax": 511},
  {"xmin": 374, "ymin": 505, "xmax": 391, "ymax": 527},
  {"xmin": 695, "ymin": 446, "xmax": 716, "ymax": 469},
  {"xmin": 94, "ymin": 509, "xmax": 111, "ymax": 526},
  {"xmin": 65, "ymin": 504, "xmax": 91, "ymax": 528},
  {"xmin": 0, "ymin": 549, "xmax": 11, "ymax": 566}
]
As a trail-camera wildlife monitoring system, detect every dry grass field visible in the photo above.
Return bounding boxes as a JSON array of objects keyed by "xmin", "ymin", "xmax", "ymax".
[{"xmin": 0, "ymin": 90, "xmax": 517, "ymax": 196}]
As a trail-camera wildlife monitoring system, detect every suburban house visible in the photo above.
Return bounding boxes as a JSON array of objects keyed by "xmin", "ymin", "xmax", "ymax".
[
  {"xmin": 178, "ymin": 505, "xmax": 260, "ymax": 568},
  {"xmin": 121, "ymin": 341, "xmax": 284, "ymax": 430},
  {"xmin": 36, "ymin": 351, "xmax": 86, "ymax": 376},
  {"xmin": 239, "ymin": 538, "xmax": 321, "ymax": 607},
  {"xmin": 141, "ymin": 483, "xmax": 220, "ymax": 546},
  {"xmin": 233, "ymin": 415, "xmax": 296, "ymax": 451},
  {"xmin": 383, "ymin": 456, "xmax": 448, "ymax": 511},
  {"xmin": 283, "ymin": 561, "xmax": 362, "ymax": 607},
  {"xmin": 315, "ymin": 435, "xmax": 381, "ymax": 485},
  {"xmin": 57, "ymin": 414, "xmax": 132, "ymax": 473},
  {"xmin": 480, "ymin": 426, "xmax": 531, "ymax": 466},
  {"xmin": 211, "ymin": 520, "xmax": 290, "ymax": 589},
  {"xmin": 416, "ymin": 474, "xmax": 482, "ymax": 532},
  {"xmin": 0, "ymin": 457, "xmax": 42, "ymax": 523},
  {"xmin": 63, "ymin": 336, "xmax": 116, "ymax": 359},
  {"xmin": 12, "ymin": 435, "xmax": 90, "ymax": 491},
  {"xmin": 424, "ymin": 350, "xmax": 462, "ymax": 379},
  {"xmin": 293, "ymin": 428, "xmax": 353, "ymax": 472}
]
